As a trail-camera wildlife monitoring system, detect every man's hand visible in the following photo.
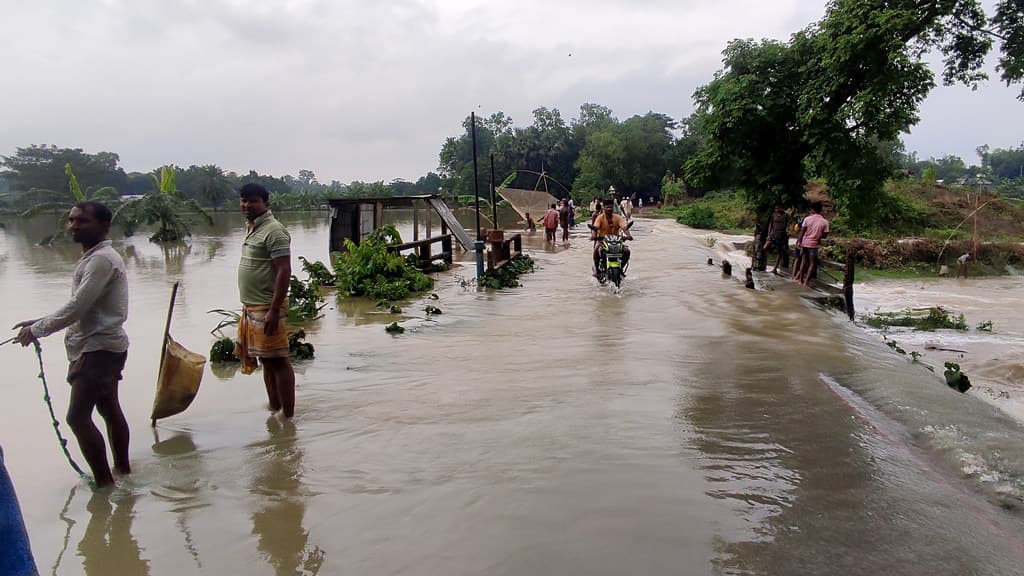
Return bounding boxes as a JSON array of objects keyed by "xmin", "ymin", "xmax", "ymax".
[
  {"xmin": 13, "ymin": 325, "xmax": 38, "ymax": 347},
  {"xmin": 264, "ymin": 308, "xmax": 281, "ymax": 337}
]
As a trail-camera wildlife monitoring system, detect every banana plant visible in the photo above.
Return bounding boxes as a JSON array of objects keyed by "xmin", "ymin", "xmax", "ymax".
[
  {"xmin": 22, "ymin": 164, "xmax": 120, "ymax": 245},
  {"xmin": 114, "ymin": 165, "xmax": 212, "ymax": 243}
]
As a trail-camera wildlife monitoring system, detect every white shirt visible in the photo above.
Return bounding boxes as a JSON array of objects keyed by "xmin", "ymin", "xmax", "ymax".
[{"xmin": 31, "ymin": 240, "xmax": 130, "ymax": 361}]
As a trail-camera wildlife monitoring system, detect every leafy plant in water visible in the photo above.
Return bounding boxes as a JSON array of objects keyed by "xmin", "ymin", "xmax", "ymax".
[
  {"xmin": 477, "ymin": 255, "xmax": 536, "ymax": 289},
  {"xmin": 385, "ymin": 322, "xmax": 405, "ymax": 334},
  {"xmin": 943, "ymin": 362, "xmax": 972, "ymax": 393},
  {"xmin": 288, "ymin": 275, "xmax": 326, "ymax": 322},
  {"xmin": 864, "ymin": 307, "xmax": 968, "ymax": 332},
  {"xmin": 289, "ymin": 329, "xmax": 315, "ymax": 359},
  {"xmin": 332, "ymin": 225, "xmax": 434, "ymax": 301},
  {"xmin": 208, "ymin": 309, "xmax": 241, "ymax": 338},
  {"xmin": 210, "ymin": 337, "xmax": 239, "ymax": 362},
  {"xmin": 299, "ymin": 256, "xmax": 336, "ymax": 286},
  {"xmin": 704, "ymin": 235, "xmax": 717, "ymax": 247},
  {"xmin": 115, "ymin": 166, "xmax": 213, "ymax": 242},
  {"xmin": 976, "ymin": 320, "xmax": 993, "ymax": 332}
]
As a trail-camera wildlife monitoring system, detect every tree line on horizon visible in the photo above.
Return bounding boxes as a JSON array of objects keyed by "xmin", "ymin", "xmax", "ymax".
[{"xmin": 2, "ymin": 1, "xmax": 1021, "ymax": 223}]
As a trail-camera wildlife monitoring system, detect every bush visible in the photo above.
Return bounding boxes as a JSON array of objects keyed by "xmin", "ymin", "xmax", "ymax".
[
  {"xmin": 289, "ymin": 330, "xmax": 315, "ymax": 359},
  {"xmin": 288, "ymin": 276, "xmax": 326, "ymax": 322},
  {"xmin": 210, "ymin": 338, "xmax": 239, "ymax": 362},
  {"xmin": 332, "ymin": 225, "xmax": 435, "ymax": 301},
  {"xmin": 478, "ymin": 255, "xmax": 535, "ymax": 289},
  {"xmin": 299, "ymin": 256, "xmax": 336, "ymax": 286},
  {"xmin": 676, "ymin": 204, "xmax": 717, "ymax": 229}
]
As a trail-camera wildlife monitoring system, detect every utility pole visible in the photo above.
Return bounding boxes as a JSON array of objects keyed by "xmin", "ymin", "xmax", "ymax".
[
  {"xmin": 490, "ymin": 154, "xmax": 498, "ymax": 229},
  {"xmin": 471, "ymin": 112, "xmax": 484, "ymax": 278}
]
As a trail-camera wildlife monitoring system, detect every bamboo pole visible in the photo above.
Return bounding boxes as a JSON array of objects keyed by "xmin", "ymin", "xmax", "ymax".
[{"xmin": 154, "ymin": 281, "xmax": 180, "ymax": 427}]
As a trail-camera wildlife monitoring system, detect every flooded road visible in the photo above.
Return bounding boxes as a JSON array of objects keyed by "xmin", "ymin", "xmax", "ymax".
[{"xmin": 1, "ymin": 212, "xmax": 1023, "ymax": 575}]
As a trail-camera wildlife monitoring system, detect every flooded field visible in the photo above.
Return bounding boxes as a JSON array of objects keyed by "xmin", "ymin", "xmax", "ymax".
[{"xmin": 1, "ymin": 211, "xmax": 1023, "ymax": 575}]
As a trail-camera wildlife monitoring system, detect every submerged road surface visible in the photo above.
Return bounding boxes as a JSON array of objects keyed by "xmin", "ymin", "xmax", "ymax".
[{"xmin": 1, "ymin": 213, "xmax": 1023, "ymax": 575}]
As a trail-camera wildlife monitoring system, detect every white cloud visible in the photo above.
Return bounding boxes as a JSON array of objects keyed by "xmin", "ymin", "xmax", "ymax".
[{"xmin": 1, "ymin": 0, "xmax": 1020, "ymax": 182}]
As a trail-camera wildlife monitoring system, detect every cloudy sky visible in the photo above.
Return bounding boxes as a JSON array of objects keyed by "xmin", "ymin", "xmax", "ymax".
[{"xmin": 2, "ymin": 0, "xmax": 1021, "ymax": 183}]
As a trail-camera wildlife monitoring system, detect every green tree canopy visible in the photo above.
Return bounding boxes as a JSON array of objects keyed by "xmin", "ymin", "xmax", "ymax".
[
  {"xmin": 1, "ymin": 145, "xmax": 128, "ymax": 196},
  {"xmin": 686, "ymin": 0, "xmax": 1024, "ymax": 223}
]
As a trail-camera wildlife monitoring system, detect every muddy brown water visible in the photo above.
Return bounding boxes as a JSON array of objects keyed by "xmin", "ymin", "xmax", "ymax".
[{"xmin": 1, "ymin": 211, "xmax": 1023, "ymax": 576}]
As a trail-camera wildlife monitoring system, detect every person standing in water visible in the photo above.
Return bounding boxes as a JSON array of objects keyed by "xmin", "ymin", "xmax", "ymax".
[
  {"xmin": 764, "ymin": 204, "xmax": 791, "ymax": 274},
  {"xmin": 543, "ymin": 203, "xmax": 559, "ymax": 243},
  {"xmin": 13, "ymin": 202, "xmax": 131, "ymax": 487},
  {"xmin": 794, "ymin": 202, "xmax": 829, "ymax": 286},
  {"xmin": 236, "ymin": 183, "xmax": 296, "ymax": 418}
]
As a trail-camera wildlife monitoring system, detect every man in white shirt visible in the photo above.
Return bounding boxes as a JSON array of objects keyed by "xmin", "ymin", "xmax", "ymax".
[{"xmin": 14, "ymin": 202, "xmax": 131, "ymax": 487}]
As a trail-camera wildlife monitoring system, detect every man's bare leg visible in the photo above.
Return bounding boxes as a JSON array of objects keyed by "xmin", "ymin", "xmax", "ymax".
[
  {"xmin": 67, "ymin": 382, "xmax": 115, "ymax": 486},
  {"xmin": 95, "ymin": 385, "xmax": 131, "ymax": 475},
  {"xmin": 263, "ymin": 362, "xmax": 281, "ymax": 412},
  {"xmin": 802, "ymin": 257, "xmax": 818, "ymax": 286},
  {"xmin": 263, "ymin": 357, "xmax": 295, "ymax": 418}
]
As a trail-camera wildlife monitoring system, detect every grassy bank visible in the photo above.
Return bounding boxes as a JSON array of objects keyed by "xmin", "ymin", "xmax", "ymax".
[{"xmin": 656, "ymin": 191, "xmax": 755, "ymax": 234}]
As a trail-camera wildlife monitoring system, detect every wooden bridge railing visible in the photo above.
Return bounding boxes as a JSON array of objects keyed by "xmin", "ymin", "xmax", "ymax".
[
  {"xmin": 486, "ymin": 231, "xmax": 522, "ymax": 271},
  {"xmin": 387, "ymin": 234, "xmax": 454, "ymax": 267}
]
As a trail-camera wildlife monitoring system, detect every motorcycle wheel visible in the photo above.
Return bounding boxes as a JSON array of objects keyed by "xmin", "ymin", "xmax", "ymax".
[{"xmin": 608, "ymin": 267, "xmax": 621, "ymax": 287}]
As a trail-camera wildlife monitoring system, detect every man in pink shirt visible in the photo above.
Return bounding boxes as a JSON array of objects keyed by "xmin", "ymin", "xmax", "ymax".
[{"xmin": 794, "ymin": 201, "xmax": 829, "ymax": 286}]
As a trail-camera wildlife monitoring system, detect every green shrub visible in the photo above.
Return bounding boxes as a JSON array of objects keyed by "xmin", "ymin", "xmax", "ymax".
[
  {"xmin": 299, "ymin": 256, "xmax": 336, "ymax": 286},
  {"xmin": 676, "ymin": 204, "xmax": 717, "ymax": 229},
  {"xmin": 332, "ymin": 225, "xmax": 435, "ymax": 301},
  {"xmin": 943, "ymin": 362, "xmax": 971, "ymax": 393},
  {"xmin": 478, "ymin": 255, "xmax": 535, "ymax": 289},
  {"xmin": 289, "ymin": 330, "xmax": 315, "ymax": 359},
  {"xmin": 210, "ymin": 338, "xmax": 239, "ymax": 362},
  {"xmin": 288, "ymin": 276, "xmax": 326, "ymax": 322}
]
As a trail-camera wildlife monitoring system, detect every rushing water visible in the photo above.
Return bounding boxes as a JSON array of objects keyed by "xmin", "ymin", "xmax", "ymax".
[{"xmin": 1, "ymin": 211, "xmax": 1023, "ymax": 576}]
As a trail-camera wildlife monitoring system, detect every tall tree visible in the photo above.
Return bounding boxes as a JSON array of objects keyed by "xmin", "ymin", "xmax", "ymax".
[
  {"xmin": 195, "ymin": 164, "xmax": 232, "ymax": 209},
  {"xmin": 687, "ymin": 0, "xmax": 1024, "ymax": 224}
]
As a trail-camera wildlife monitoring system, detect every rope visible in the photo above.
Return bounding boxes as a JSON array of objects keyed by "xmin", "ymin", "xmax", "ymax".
[{"xmin": 31, "ymin": 342, "xmax": 86, "ymax": 477}]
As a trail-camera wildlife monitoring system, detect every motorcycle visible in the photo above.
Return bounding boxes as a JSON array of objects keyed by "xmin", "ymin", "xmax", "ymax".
[{"xmin": 589, "ymin": 220, "xmax": 634, "ymax": 288}]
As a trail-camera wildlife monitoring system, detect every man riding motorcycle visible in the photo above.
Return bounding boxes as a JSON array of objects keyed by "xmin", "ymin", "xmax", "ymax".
[{"xmin": 591, "ymin": 201, "xmax": 632, "ymax": 276}]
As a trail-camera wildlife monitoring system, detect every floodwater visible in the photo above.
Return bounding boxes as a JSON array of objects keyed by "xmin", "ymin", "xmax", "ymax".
[{"xmin": 1, "ymin": 211, "xmax": 1024, "ymax": 576}]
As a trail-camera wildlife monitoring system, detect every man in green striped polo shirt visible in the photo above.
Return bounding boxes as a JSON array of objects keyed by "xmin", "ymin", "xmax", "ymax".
[{"xmin": 237, "ymin": 183, "xmax": 296, "ymax": 418}]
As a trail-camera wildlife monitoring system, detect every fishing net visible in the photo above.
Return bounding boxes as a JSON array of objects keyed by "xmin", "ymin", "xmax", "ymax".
[
  {"xmin": 151, "ymin": 336, "xmax": 206, "ymax": 422},
  {"xmin": 498, "ymin": 188, "xmax": 559, "ymax": 222}
]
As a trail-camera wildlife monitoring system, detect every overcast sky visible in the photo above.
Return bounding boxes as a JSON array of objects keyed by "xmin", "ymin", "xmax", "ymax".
[{"xmin": 2, "ymin": 0, "xmax": 1021, "ymax": 183}]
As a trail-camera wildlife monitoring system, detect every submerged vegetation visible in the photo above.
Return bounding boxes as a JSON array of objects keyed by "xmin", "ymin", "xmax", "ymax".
[
  {"xmin": 477, "ymin": 255, "xmax": 535, "ymax": 289},
  {"xmin": 117, "ymin": 166, "xmax": 213, "ymax": 242},
  {"xmin": 944, "ymin": 362, "xmax": 972, "ymax": 393},
  {"xmin": 299, "ymin": 256, "xmax": 336, "ymax": 286},
  {"xmin": 288, "ymin": 275, "xmax": 326, "ymax": 323},
  {"xmin": 332, "ymin": 225, "xmax": 434, "ymax": 301},
  {"xmin": 864, "ymin": 307, "xmax": 968, "ymax": 332}
]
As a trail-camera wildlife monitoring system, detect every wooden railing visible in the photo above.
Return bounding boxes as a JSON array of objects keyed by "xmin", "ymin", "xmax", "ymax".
[
  {"xmin": 486, "ymin": 231, "xmax": 522, "ymax": 271},
  {"xmin": 387, "ymin": 234, "xmax": 454, "ymax": 266}
]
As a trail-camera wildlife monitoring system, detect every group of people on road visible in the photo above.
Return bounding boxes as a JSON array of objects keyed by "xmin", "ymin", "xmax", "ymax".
[
  {"xmin": 539, "ymin": 198, "xmax": 574, "ymax": 243},
  {"xmin": 763, "ymin": 201, "xmax": 830, "ymax": 285}
]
